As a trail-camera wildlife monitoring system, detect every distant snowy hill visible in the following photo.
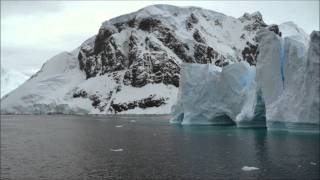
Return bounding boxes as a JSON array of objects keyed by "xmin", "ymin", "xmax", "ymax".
[
  {"xmin": 0, "ymin": 4, "xmax": 311, "ymax": 114},
  {"xmin": 1, "ymin": 67, "xmax": 28, "ymax": 98}
]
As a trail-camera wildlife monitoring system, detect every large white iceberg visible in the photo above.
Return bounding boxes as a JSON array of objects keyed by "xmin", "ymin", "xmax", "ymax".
[
  {"xmin": 171, "ymin": 30, "xmax": 319, "ymax": 132},
  {"xmin": 171, "ymin": 61, "xmax": 266, "ymax": 127},
  {"xmin": 256, "ymin": 30, "xmax": 319, "ymax": 132}
]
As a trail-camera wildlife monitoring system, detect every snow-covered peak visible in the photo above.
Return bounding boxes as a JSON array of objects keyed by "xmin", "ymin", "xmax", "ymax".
[
  {"xmin": 239, "ymin": 11, "xmax": 263, "ymax": 22},
  {"xmin": 104, "ymin": 4, "xmax": 225, "ymax": 27}
]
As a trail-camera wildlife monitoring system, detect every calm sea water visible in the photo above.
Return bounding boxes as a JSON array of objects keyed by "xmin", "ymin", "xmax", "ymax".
[{"xmin": 1, "ymin": 115, "xmax": 319, "ymax": 180}]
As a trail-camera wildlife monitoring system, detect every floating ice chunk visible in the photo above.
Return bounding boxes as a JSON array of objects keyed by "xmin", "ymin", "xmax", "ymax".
[
  {"xmin": 130, "ymin": 120, "xmax": 136, "ymax": 123},
  {"xmin": 242, "ymin": 166, "xmax": 259, "ymax": 171},
  {"xmin": 110, "ymin": 148, "xmax": 123, "ymax": 152},
  {"xmin": 115, "ymin": 125, "xmax": 123, "ymax": 128},
  {"xmin": 310, "ymin": 162, "xmax": 317, "ymax": 166}
]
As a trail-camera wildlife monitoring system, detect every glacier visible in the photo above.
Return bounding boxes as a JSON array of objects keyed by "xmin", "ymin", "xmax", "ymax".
[{"xmin": 171, "ymin": 30, "xmax": 319, "ymax": 132}]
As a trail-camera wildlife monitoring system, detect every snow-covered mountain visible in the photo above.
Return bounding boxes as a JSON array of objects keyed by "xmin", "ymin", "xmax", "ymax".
[
  {"xmin": 0, "ymin": 4, "xmax": 310, "ymax": 114},
  {"xmin": 1, "ymin": 67, "xmax": 29, "ymax": 98}
]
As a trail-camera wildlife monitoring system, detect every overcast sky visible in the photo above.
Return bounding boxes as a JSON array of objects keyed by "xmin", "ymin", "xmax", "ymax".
[{"xmin": 1, "ymin": 1, "xmax": 319, "ymax": 75}]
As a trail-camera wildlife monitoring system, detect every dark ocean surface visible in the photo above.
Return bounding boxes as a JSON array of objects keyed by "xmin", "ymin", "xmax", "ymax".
[{"xmin": 1, "ymin": 115, "xmax": 319, "ymax": 180}]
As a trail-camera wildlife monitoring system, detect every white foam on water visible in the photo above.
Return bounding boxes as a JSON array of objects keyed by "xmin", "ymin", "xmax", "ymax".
[{"xmin": 310, "ymin": 162, "xmax": 317, "ymax": 166}]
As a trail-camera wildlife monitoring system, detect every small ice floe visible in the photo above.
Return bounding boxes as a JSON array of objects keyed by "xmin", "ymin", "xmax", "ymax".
[
  {"xmin": 297, "ymin": 165, "xmax": 302, "ymax": 168},
  {"xmin": 130, "ymin": 120, "xmax": 136, "ymax": 123},
  {"xmin": 242, "ymin": 166, "xmax": 259, "ymax": 171},
  {"xmin": 310, "ymin": 162, "xmax": 317, "ymax": 166},
  {"xmin": 110, "ymin": 148, "xmax": 123, "ymax": 152},
  {"xmin": 115, "ymin": 125, "xmax": 123, "ymax": 128}
]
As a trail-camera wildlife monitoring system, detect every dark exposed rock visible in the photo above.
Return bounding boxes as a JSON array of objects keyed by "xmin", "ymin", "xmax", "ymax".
[
  {"xmin": 114, "ymin": 22, "xmax": 126, "ymax": 32},
  {"xmin": 79, "ymin": 35, "xmax": 128, "ymax": 79},
  {"xmin": 115, "ymin": 85, "xmax": 121, "ymax": 93},
  {"xmin": 131, "ymin": 65, "xmax": 148, "ymax": 87},
  {"xmin": 127, "ymin": 18, "xmax": 136, "ymax": 28},
  {"xmin": 78, "ymin": 53, "xmax": 85, "ymax": 70},
  {"xmin": 186, "ymin": 13, "xmax": 199, "ymax": 30},
  {"xmin": 189, "ymin": 13, "xmax": 199, "ymax": 24},
  {"xmin": 123, "ymin": 52, "xmax": 180, "ymax": 87},
  {"xmin": 128, "ymin": 31, "xmax": 139, "ymax": 67},
  {"xmin": 73, "ymin": 89, "xmax": 88, "ymax": 98},
  {"xmin": 194, "ymin": 44, "xmax": 221, "ymax": 64},
  {"xmin": 244, "ymin": 21, "xmax": 267, "ymax": 31},
  {"xmin": 89, "ymin": 94, "xmax": 101, "ymax": 108},
  {"xmin": 138, "ymin": 18, "xmax": 161, "ymax": 32},
  {"xmin": 214, "ymin": 57, "xmax": 229, "ymax": 67},
  {"xmin": 268, "ymin": 25, "xmax": 282, "ymax": 37},
  {"xmin": 214, "ymin": 19, "xmax": 222, "ymax": 27},
  {"xmin": 241, "ymin": 12, "xmax": 267, "ymax": 31},
  {"xmin": 242, "ymin": 41, "xmax": 258, "ymax": 65},
  {"xmin": 156, "ymin": 30, "xmax": 192, "ymax": 63},
  {"xmin": 193, "ymin": 29, "xmax": 206, "ymax": 44},
  {"xmin": 109, "ymin": 94, "xmax": 168, "ymax": 113},
  {"xmin": 94, "ymin": 28, "xmax": 114, "ymax": 54}
]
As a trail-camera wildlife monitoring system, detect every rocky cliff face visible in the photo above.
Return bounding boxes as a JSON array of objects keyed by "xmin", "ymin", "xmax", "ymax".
[
  {"xmin": 74, "ymin": 5, "xmax": 273, "ymax": 113},
  {"xmin": 1, "ymin": 4, "xmax": 302, "ymax": 114}
]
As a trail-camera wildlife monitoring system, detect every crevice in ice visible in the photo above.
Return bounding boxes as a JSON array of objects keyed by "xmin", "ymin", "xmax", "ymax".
[
  {"xmin": 211, "ymin": 114, "xmax": 236, "ymax": 125},
  {"xmin": 253, "ymin": 89, "xmax": 266, "ymax": 123},
  {"xmin": 280, "ymin": 38, "xmax": 286, "ymax": 89}
]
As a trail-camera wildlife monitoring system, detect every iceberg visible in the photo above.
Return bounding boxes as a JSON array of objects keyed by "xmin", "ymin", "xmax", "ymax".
[
  {"xmin": 171, "ymin": 30, "xmax": 319, "ymax": 132},
  {"xmin": 256, "ymin": 30, "xmax": 320, "ymax": 132},
  {"xmin": 171, "ymin": 61, "xmax": 266, "ymax": 127}
]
